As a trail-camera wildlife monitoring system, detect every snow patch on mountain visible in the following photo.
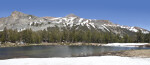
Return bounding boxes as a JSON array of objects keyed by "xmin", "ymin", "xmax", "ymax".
[
  {"xmin": 48, "ymin": 17, "xmax": 96, "ymax": 29},
  {"xmin": 28, "ymin": 16, "xmax": 31, "ymax": 19},
  {"xmin": 18, "ymin": 28, "xmax": 26, "ymax": 32},
  {"xmin": 103, "ymin": 24, "xmax": 149, "ymax": 34},
  {"xmin": 102, "ymin": 25, "xmax": 110, "ymax": 32}
]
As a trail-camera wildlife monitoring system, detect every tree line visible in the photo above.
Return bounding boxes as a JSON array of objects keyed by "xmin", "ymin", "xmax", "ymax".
[{"xmin": 0, "ymin": 27, "xmax": 150, "ymax": 44}]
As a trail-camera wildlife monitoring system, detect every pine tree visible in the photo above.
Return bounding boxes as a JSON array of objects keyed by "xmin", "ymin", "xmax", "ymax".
[
  {"xmin": 136, "ymin": 30, "xmax": 144, "ymax": 43},
  {"xmin": 123, "ymin": 34, "xmax": 129, "ymax": 43},
  {"xmin": 1, "ymin": 27, "xmax": 8, "ymax": 43}
]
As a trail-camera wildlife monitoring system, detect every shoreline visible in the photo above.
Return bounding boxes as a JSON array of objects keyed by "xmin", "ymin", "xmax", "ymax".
[
  {"xmin": 0, "ymin": 43, "xmax": 150, "ymax": 48},
  {"xmin": 99, "ymin": 49, "xmax": 150, "ymax": 58},
  {"xmin": 0, "ymin": 43, "xmax": 103, "ymax": 48}
]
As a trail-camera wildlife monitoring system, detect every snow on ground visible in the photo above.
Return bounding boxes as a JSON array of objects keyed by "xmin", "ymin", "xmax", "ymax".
[
  {"xmin": 0, "ymin": 56, "xmax": 150, "ymax": 65},
  {"xmin": 103, "ymin": 43, "xmax": 149, "ymax": 47}
]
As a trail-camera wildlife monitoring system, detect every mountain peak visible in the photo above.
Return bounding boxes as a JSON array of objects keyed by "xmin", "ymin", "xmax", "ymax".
[
  {"xmin": 12, "ymin": 11, "xmax": 22, "ymax": 14},
  {"xmin": 65, "ymin": 14, "xmax": 79, "ymax": 18},
  {"xmin": 10, "ymin": 11, "xmax": 27, "ymax": 18},
  {"xmin": 11, "ymin": 11, "xmax": 24, "ymax": 15}
]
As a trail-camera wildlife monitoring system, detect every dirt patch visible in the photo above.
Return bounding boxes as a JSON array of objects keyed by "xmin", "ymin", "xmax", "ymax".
[{"xmin": 100, "ymin": 49, "xmax": 150, "ymax": 58}]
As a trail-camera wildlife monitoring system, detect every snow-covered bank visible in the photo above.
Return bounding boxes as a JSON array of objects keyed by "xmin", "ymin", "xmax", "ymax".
[
  {"xmin": 103, "ymin": 43, "xmax": 149, "ymax": 47},
  {"xmin": 0, "ymin": 56, "xmax": 150, "ymax": 65}
]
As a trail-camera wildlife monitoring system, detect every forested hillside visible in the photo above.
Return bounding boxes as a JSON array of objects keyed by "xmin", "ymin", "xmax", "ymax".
[{"xmin": 0, "ymin": 26, "xmax": 150, "ymax": 44}]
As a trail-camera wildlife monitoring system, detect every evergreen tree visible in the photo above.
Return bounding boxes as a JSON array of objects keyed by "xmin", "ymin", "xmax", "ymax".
[
  {"xmin": 0, "ymin": 26, "xmax": 149, "ymax": 44},
  {"xmin": 123, "ymin": 34, "xmax": 129, "ymax": 43},
  {"xmin": 0, "ymin": 27, "xmax": 8, "ymax": 43},
  {"xmin": 136, "ymin": 30, "xmax": 144, "ymax": 43}
]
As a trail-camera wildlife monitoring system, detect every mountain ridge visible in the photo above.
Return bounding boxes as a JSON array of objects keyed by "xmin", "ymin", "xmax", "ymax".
[{"xmin": 0, "ymin": 11, "xmax": 149, "ymax": 35}]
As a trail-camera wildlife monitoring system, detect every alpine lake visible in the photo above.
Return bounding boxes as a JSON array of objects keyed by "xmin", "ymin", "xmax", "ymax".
[{"xmin": 0, "ymin": 45, "xmax": 150, "ymax": 59}]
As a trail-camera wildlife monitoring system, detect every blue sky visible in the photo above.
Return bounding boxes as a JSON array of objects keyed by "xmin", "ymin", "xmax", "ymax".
[{"xmin": 0, "ymin": 0, "xmax": 150, "ymax": 30}]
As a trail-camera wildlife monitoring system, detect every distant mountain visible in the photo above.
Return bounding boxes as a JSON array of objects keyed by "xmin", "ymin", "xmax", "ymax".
[{"xmin": 0, "ymin": 11, "xmax": 149, "ymax": 36}]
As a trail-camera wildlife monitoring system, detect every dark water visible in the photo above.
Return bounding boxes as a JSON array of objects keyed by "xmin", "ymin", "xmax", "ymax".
[{"xmin": 0, "ymin": 45, "xmax": 150, "ymax": 59}]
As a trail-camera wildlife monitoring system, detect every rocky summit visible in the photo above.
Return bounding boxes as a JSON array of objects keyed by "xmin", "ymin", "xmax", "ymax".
[{"xmin": 0, "ymin": 11, "xmax": 149, "ymax": 35}]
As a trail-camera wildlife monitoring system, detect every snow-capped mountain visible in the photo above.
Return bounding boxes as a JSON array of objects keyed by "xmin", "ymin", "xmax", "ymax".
[{"xmin": 0, "ymin": 11, "xmax": 149, "ymax": 35}]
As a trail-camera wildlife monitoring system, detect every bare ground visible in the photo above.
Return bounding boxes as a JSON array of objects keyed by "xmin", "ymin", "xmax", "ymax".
[{"xmin": 100, "ymin": 49, "xmax": 150, "ymax": 58}]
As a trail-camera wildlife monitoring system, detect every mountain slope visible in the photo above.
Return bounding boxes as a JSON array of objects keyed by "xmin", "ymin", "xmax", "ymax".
[{"xmin": 0, "ymin": 11, "xmax": 149, "ymax": 35}]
